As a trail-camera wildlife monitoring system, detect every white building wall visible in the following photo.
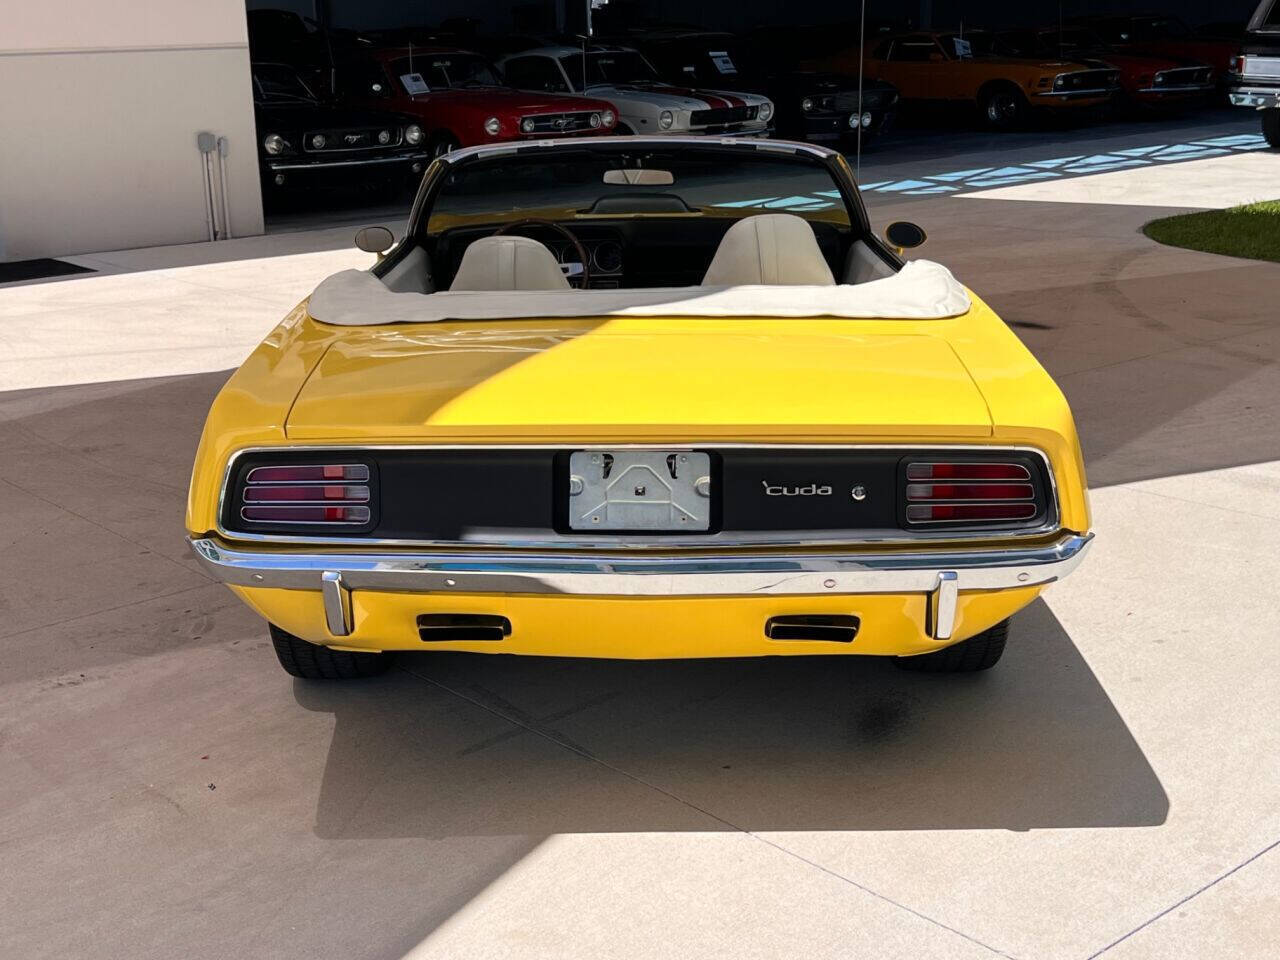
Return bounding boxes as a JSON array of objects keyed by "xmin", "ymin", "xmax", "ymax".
[{"xmin": 0, "ymin": 0, "xmax": 264, "ymax": 260}]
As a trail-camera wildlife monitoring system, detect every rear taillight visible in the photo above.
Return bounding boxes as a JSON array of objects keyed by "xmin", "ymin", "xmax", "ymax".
[
  {"xmin": 238, "ymin": 463, "xmax": 372, "ymax": 525},
  {"xmin": 904, "ymin": 460, "xmax": 1042, "ymax": 526},
  {"xmin": 907, "ymin": 462, "xmax": 1029, "ymax": 481}
]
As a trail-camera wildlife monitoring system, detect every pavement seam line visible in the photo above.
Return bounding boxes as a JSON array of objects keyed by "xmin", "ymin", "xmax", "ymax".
[
  {"xmin": 1084, "ymin": 836, "xmax": 1280, "ymax": 959},
  {"xmin": 0, "ymin": 582, "xmax": 216, "ymax": 642},
  {"xmin": 1110, "ymin": 483, "xmax": 1280, "ymax": 523},
  {"xmin": 399, "ymin": 663, "xmax": 1016, "ymax": 959},
  {"xmin": 0, "ymin": 475, "xmax": 208, "ymax": 582}
]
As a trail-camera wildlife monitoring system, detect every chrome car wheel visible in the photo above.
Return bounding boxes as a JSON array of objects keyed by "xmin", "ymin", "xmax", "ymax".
[{"xmin": 982, "ymin": 88, "xmax": 1023, "ymax": 129}]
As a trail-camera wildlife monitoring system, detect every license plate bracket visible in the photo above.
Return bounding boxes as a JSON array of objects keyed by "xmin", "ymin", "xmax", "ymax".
[{"xmin": 568, "ymin": 451, "xmax": 712, "ymax": 531}]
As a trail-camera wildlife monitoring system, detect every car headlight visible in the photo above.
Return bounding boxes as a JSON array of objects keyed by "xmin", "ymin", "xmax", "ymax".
[
  {"xmin": 601, "ymin": 109, "xmax": 616, "ymax": 127},
  {"xmin": 1154, "ymin": 72, "xmax": 1167, "ymax": 85},
  {"xmin": 589, "ymin": 112, "xmax": 602, "ymax": 128},
  {"xmin": 658, "ymin": 110, "xmax": 674, "ymax": 130},
  {"xmin": 758, "ymin": 102, "xmax": 774, "ymax": 122},
  {"xmin": 1053, "ymin": 74, "xmax": 1066, "ymax": 90},
  {"xmin": 861, "ymin": 111, "xmax": 873, "ymax": 128},
  {"xmin": 377, "ymin": 129, "xmax": 391, "ymax": 145},
  {"xmin": 310, "ymin": 133, "xmax": 326, "ymax": 149},
  {"xmin": 848, "ymin": 113, "xmax": 860, "ymax": 129},
  {"xmin": 263, "ymin": 133, "xmax": 285, "ymax": 156},
  {"xmin": 801, "ymin": 97, "xmax": 815, "ymax": 113},
  {"xmin": 484, "ymin": 117, "xmax": 501, "ymax": 136},
  {"xmin": 404, "ymin": 124, "xmax": 424, "ymax": 145},
  {"xmin": 520, "ymin": 117, "xmax": 536, "ymax": 133}
]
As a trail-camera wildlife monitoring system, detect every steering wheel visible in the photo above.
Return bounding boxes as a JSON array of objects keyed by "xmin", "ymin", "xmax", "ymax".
[{"xmin": 493, "ymin": 218, "xmax": 592, "ymax": 289}]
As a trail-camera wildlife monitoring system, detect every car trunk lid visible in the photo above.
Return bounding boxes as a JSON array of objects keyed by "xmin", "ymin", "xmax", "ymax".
[{"xmin": 284, "ymin": 318, "xmax": 993, "ymax": 440}]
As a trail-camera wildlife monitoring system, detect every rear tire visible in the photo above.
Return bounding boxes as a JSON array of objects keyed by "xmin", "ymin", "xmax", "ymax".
[
  {"xmin": 1264, "ymin": 109, "xmax": 1280, "ymax": 149},
  {"xmin": 894, "ymin": 618, "xmax": 1010, "ymax": 673},
  {"xmin": 269, "ymin": 624, "xmax": 389, "ymax": 679}
]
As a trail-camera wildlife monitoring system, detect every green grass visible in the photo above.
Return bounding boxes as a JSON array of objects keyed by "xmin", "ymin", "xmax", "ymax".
[{"xmin": 1143, "ymin": 200, "xmax": 1280, "ymax": 263}]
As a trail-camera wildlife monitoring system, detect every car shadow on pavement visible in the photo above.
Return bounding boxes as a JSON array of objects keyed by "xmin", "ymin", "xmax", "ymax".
[{"xmin": 294, "ymin": 598, "xmax": 1167, "ymax": 839}]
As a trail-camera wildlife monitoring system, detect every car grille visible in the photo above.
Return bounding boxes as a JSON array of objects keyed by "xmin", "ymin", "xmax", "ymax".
[
  {"xmin": 690, "ymin": 104, "xmax": 759, "ymax": 127},
  {"xmin": 1060, "ymin": 69, "xmax": 1119, "ymax": 90},
  {"xmin": 521, "ymin": 111, "xmax": 599, "ymax": 133},
  {"xmin": 1155, "ymin": 66, "xmax": 1213, "ymax": 86},
  {"xmin": 1242, "ymin": 56, "xmax": 1280, "ymax": 79},
  {"xmin": 302, "ymin": 127, "xmax": 402, "ymax": 152}
]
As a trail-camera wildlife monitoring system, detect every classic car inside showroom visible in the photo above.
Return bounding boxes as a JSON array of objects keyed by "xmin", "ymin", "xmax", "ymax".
[{"xmin": 2, "ymin": 0, "xmax": 1279, "ymax": 957}]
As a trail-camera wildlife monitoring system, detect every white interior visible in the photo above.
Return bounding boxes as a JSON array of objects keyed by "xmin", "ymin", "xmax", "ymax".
[
  {"xmin": 702, "ymin": 214, "xmax": 837, "ymax": 286},
  {"xmin": 449, "ymin": 236, "xmax": 572, "ymax": 291},
  {"xmin": 307, "ymin": 259, "xmax": 972, "ymax": 326}
]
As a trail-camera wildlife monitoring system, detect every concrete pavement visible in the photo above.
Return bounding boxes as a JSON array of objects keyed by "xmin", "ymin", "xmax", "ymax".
[{"xmin": 2, "ymin": 129, "xmax": 1279, "ymax": 959}]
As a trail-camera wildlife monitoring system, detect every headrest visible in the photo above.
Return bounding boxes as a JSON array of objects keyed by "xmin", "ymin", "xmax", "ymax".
[
  {"xmin": 449, "ymin": 235, "xmax": 571, "ymax": 291},
  {"xmin": 702, "ymin": 214, "xmax": 836, "ymax": 286}
]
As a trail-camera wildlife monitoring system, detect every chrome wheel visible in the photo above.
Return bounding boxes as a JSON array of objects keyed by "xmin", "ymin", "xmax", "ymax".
[{"xmin": 983, "ymin": 90, "xmax": 1022, "ymax": 128}]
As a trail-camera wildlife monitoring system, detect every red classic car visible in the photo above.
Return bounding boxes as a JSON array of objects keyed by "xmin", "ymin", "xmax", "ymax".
[
  {"xmin": 991, "ymin": 26, "xmax": 1215, "ymax": 108},
  {"xmin": 339, "ymin": 46, "xmax": 619, "ymax": 156},
  {"xmin": 1083, "ymin": 15, "xmax": 1242, "ymax": 77}
]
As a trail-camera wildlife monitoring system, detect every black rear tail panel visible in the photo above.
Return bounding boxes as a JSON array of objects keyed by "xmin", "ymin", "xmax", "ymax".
[{"xmin": 220, "ymin": 447, "xmax": 1054, "ymax": 541}]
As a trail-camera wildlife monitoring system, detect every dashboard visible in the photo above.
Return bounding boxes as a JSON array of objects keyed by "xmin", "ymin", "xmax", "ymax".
[{"xmin": 543, "ymin": 237, "xmax": 625, "ymax": 286}]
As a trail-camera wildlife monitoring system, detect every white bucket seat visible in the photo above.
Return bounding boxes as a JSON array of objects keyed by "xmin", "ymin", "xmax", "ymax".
[{"xmin": 702, "ymin": 214, "xmax": 836, "ymax": 286}]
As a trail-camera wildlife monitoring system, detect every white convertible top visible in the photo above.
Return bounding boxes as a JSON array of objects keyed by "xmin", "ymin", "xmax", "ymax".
[{"xmin": 306, "ymin": 259, "xmax": 972, "ymax": 326}]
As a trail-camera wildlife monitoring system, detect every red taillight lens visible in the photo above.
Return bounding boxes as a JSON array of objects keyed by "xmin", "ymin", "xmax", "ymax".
[
  {"xmin": 246, "ymin": 464, "xmax": 369, "ymax": 483},
  {"xmin": 906, "ymin": 483, "xmax": 1033, "ymax": 501},
  {"xmin": 904, "ymin": 460, "xmax": 1042, "ymax": 526},
  {"xmin": 906, "ymin": 462, "xmax": 1030, "ymax": 481},
  {"xmin": 906, "ymin": 503, "xmax": 1037, "ymax": 523},
  {"xmin": 239, "ymin": 463, "xmax": 373, "ymax": 526},
  {"xmin": 241, "ymin": 505, "xmax": 371, "ymax": 523},
  {"xmin": 242, "ymin": 485, "xmax": 370, "ymax": 503}
]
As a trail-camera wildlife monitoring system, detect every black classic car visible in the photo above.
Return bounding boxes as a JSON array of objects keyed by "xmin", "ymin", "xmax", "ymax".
[
  {"xmin": 1230, "ymin": 0, "xmax": 1280, "ymax": 145},
  {"xmin": 251, "ymin": 63, "xmax": 430, "ymax": 199},
  {"xmin": 617, "ymin": 29, "xmax": 898, "ymax": 145}
]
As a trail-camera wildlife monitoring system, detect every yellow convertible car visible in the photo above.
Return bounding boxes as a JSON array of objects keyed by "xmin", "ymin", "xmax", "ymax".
[{"xmin": 187, "ymin": 136, "xmax": 1092, "ymax": 679}]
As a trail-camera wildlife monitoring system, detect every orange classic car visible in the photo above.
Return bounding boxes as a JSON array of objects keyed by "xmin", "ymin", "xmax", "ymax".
[{"xmin": 814, "ymin": 32, "xmax": 1120, "ymax": 128}]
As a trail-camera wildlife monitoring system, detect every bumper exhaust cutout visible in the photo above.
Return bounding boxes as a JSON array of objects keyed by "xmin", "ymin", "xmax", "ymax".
[
  {"xmin": 765, "ymin": 615, "xmax": 860, "ymax": 643},
  {"xmin": 417, "ymin": 614, "xmax": 512, "ymax": 643}
]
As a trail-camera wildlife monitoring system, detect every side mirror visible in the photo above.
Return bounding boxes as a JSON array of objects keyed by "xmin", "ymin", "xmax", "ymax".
[
  {"xmin": 884, "ymin": 221, "xmax": 927, "ymax": 253},
  {"xmin": 354, "ymin": 225, "xmax": 395, "ymax": 258}
]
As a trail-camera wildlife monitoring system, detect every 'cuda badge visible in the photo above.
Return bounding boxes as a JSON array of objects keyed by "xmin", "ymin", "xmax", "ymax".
[{"xmin": 762, "ymin": 481, "xmax": 833, "ymax": 497}]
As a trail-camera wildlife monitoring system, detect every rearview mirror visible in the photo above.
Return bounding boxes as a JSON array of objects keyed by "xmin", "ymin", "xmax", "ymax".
[
  {"xmin": 603, "ymin": 169, "xmax": 675, "ymax": 186},
  {"xmin": 354, "ymin": 225, "xmax": 395, "ymax": 257},
  {"xmin": 884, "ymin": 221, "xmax": 927, "ymax": 252}
]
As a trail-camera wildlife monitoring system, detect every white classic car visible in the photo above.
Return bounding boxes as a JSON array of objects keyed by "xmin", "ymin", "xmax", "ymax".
[{"xmin": 500, "ymin": 44, "xmax": 774, "ymax": 137}]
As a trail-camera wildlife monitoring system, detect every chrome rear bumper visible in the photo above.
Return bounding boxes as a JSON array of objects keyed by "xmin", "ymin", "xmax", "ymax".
[{"xmin": 189, "ymin": 532, "xmax": 1092, "ymax": 640}]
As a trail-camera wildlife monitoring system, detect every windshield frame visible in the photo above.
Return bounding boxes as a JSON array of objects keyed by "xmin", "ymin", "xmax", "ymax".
[
  {"xmin": 559, "ymin": 49, "xmax": 664, "ymax": 90},
  {"xmin": 388, "ymin": 52, "xmax": 503, "ymax": 91},
  {"xmin": 251, "ymin": 63, "xmax": 319, "ymax": 104},
  {"xmin": 390, "ymin": 139, "xmax": 876, "ymax": 272}
]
